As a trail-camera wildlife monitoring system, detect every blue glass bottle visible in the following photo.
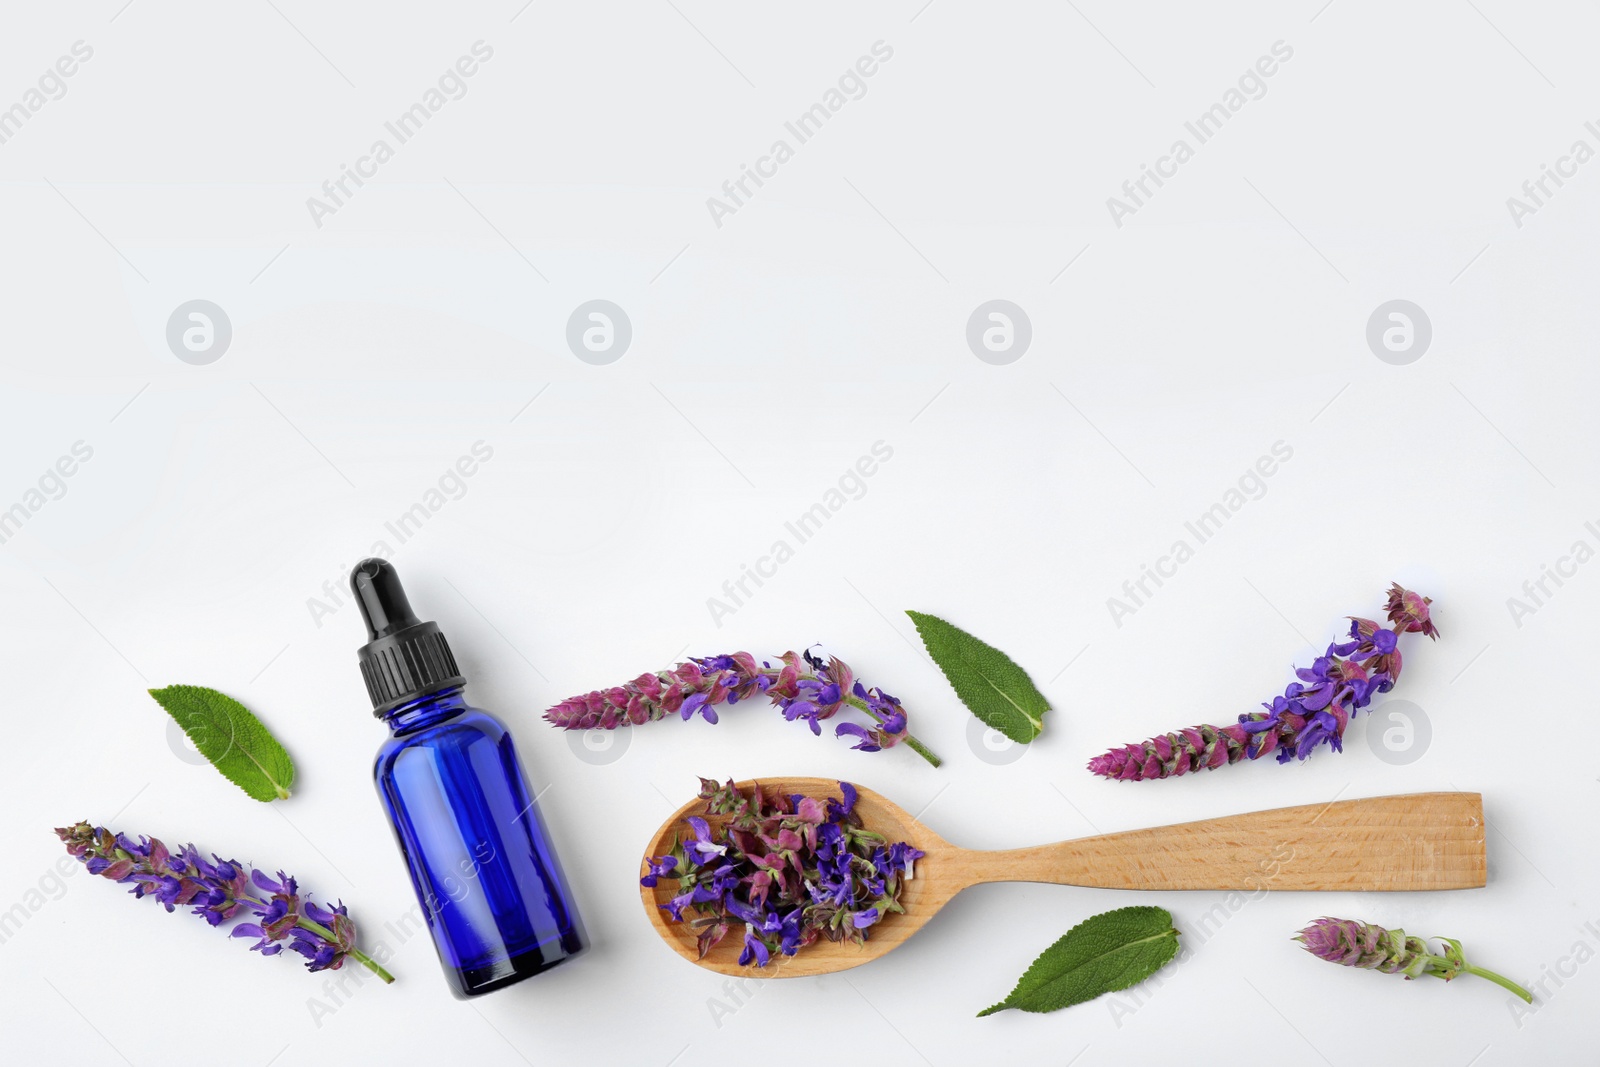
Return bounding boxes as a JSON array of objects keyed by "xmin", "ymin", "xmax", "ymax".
[{"xmin": 353, "ymin": 559, "xmax": 584, "ymax": 998}]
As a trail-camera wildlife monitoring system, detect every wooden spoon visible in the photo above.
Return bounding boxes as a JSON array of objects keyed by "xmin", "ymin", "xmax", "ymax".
[{"xmin": 640, "ymin": 778, "xmax": 1485, "ymax": 977}]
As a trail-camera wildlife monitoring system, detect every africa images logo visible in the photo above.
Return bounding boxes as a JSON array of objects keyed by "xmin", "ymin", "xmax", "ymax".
[{"xmin": 1106, "ymin": 41, "xmax": 1293, "ymax": 228}]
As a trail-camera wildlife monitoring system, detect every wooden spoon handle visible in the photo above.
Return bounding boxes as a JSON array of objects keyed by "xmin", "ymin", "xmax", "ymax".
[{"xmin": 962, "ymin": 792, "xmax": 1486, "ymax": 892}]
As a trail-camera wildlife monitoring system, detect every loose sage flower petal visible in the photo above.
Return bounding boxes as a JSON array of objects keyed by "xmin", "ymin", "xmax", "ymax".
[{"xmin": 644, "ymin": 779, "xmax": 923, "ymax": 967}]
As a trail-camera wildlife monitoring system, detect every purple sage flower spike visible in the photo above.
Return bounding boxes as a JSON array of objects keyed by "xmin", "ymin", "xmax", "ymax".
[
  {"xmin": 1296, "ymin": 917, "xmax": 1531, "ymax": 1003},
  {"xmin": 1088, "ymin": 584, "xmax": 1437, "ymax": 782},
  {"xmin": 54, "ymin": 821, "xmax": 394, "ymax": 984},
  {"xmin": 545, "ymin": 648, "xmax": 941, "ymax": 767}
]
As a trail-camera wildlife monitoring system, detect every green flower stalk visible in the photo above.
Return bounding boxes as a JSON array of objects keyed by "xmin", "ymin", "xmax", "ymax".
[{"xmin": 1295, "ymin": 917, "xmax": 1531, "ymax": 1003}]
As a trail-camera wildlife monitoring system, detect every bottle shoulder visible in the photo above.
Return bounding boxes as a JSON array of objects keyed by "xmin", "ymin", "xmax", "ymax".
[{"xmin": 373, "ymin": 707, "xmax": 509, "ymax": 772}]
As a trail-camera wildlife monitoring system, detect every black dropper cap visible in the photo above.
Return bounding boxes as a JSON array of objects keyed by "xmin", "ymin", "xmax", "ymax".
[{"xmin": 352, "ymin": 559, "xmax": 465, "ymax": 716}]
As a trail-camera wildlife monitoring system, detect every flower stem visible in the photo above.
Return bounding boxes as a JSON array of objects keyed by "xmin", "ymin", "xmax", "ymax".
[
  {"xmin": 348, "ymin": 946, "xmax": 397, "ymax": 984},
  {"xmin": 841, "ymin": 692, "xmax": 941, "ymax": 767},
  {"xmin": 903, "ymin": 734, "xmax": 942, "ymax": 768},
  {"xmin": 300, "ymin": 917, "xmax": 395, "ymax": 983},
  {"xmin": 1462, "ymin": 963, "xmax": 1531, "ymax": 1003}
]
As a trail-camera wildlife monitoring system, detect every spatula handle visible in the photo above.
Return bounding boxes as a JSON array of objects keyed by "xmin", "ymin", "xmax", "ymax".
[{"xmin": 969, "ymin": 792, "xmax": 1486, "ymax": 892}]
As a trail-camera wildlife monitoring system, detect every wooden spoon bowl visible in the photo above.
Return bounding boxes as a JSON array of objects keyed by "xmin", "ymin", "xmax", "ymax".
[{"xmin": 640, "ymin": 778, "xmax": 1486, "ymax": 978}]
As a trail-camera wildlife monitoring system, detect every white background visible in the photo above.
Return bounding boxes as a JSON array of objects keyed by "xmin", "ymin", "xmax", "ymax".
[{"xmin": 1, "ymin": 2, "xmax": 1594, "ymax": 1065}]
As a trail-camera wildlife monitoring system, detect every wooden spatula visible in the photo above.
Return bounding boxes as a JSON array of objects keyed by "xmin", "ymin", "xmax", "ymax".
[{"xmin": 640, "ymin": 778, "xmax": 1486, "ymax": 977}]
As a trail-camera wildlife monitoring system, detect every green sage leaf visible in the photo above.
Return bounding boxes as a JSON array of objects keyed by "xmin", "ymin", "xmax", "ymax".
[
  {"xmin": 148, "ymin": 685, "xmax": 295, "ymax": 802},
  {"xmin": 978, "ymin": 906, "xmax": 1180, "ymax": 1016},
  {"xmin": 905, "ymin": 610, "xmax": 1050, "ymax": 744}
]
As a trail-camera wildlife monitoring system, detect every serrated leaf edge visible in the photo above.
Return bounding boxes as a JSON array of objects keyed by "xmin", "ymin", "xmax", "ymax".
[
  {"xmin": 977, "ymin": 913, "xmax": 1180, "ymax": 1017},
  {"xmin": 906, "ymin": 610, "xmax": 1049, "ymax": 743},
  {"xmin": 148, "ymin": 685, "xmax": 295, "ymax": 802}
]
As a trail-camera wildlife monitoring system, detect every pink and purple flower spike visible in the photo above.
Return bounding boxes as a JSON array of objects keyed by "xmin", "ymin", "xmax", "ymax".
[
  {"xmin": 54, "ymin": 821, "xmax": 393, "ymax": 983},
  {"xmin": 1296, "ymin": 916, "xmax": 1532, "ymax": 1002},
  {"xmin": 545, "ymin": 648, "xmax": 941, "ymax": 766},
  {"xmin": 1088, "ymin": 583, "xmax": 1438, "ymax": 782}
]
